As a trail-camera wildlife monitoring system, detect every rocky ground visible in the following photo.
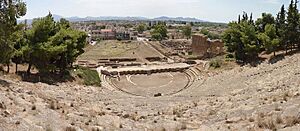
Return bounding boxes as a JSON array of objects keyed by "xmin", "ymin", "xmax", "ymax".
[{"xmin": 0, "ymin": 53, "xmax": 300, "ymax": 131}]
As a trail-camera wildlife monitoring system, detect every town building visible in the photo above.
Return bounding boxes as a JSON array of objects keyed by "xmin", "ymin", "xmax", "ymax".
[
  {"xmin": 116, "ymin": 32, "xmax": 130, "ymax": 40},
  {"xmin": 90, "ymin": 29, "xmax": 116, "ymax": 40}
]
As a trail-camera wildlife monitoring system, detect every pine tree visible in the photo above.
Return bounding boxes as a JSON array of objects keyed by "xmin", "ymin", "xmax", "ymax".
[
  {"xmin": 255, "ymin": 13, "xmax": 275, "ymax": 33},
  {"xmin": 25, "ymin": 13, "xmax": 57, "ymax": 74},
  {"xmin": 222, "ymin": 22, "xmax": 245, "ymax": 61},
  {"xmin": 25, "ymin": 13, "xmax": 87, "ymax": 74},
  {"xmin": 11, "ymin": 24, "xmax": 28, "ymax": 74},
  {"xmin": 0, "ymin": 0, "xmax": 27, "ymax": 73},
  {"xmin": 222, "ymin": 13, "xmax": 259, "ymax": 62},
  {"xmin": 240, "ymin": 21, "xmax": 260, "ymax": 59},
  {"xmin": 258, "ymin": 24, "xmax": 280, "ymax": 56}
]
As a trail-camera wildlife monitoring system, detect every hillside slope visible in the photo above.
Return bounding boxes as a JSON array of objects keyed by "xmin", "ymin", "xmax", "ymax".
[{"xmin": 0, "ymin": 53, "xmax": 300, "ymax": 130}]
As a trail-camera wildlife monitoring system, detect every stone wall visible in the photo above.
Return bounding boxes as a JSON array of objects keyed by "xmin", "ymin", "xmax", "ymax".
[
  {"xmin": 101, "ymin": 67, "xmax": 188, "ymax": 76},
  {"xmin": 191, "ymin": 34, "xmax": 224, "ymax": 58},
  {"xmin": 161, "ymin": 39, "xmax": 192, "ymax": 55},
  {"xmin": 191, "ymin": 34, "xmax": 209, "ymax": 56}
]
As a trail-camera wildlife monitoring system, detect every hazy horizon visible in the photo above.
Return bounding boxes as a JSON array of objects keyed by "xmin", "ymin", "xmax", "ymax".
[{"xmin": 23, "ymin": 0, "xmax": 291, "ymax": 23}]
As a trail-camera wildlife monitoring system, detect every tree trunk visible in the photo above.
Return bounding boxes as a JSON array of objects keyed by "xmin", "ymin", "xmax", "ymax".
[
  {"xmin": 273, "ymin": 51, "xmax": 276, "ymax": 57},
  {"xmin": 60, "ymin": 69, "xmax": 65, "ymax": 78},
  {"xmin": 15, "ymin": 63, "xmax": 18, "ymax": 74},
  {"xmin": 285, "ymin": 44, "xmax": 288, "ymax": 54},
  {"xmin": 7, "ymin": 64, "xmax": 9, "ymax": 73},
  {"xmin": 27, "ymin": 64, "xmax": 32, "ymax": 75}
]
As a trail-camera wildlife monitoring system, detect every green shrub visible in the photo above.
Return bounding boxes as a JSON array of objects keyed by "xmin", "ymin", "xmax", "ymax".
[
  {"xmin": 74, "ymin": 67, "xmax": 101, "ymax": 86},
  {"xmin": 226, "ymin": 54, "xmax": 234, "ymax": 59},
  {"xmin": 225, "ymin": 54, "xmax": 235, "ymax": 61},
  {"xmin": 210, "ymin": 59, "xmax": 222, "ymax": 69}
]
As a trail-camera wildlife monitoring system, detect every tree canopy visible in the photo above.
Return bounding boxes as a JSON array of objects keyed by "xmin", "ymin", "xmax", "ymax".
[
  {"xmin": 182, "ymin": 25, "xmax": 192, "ymax": 39},
  {"xmin": 258, "ymin": 24, "xmax": 280, "ymax": 56},
  {"xmin": 1, "ymin": 10, "xmax": 87, "ymax": 74},
  {"xmin": 137, "ymin": 23, "xmax": 146, "ymax": 34},
  {"xmin": 222, "ymin": 0, "xmax": 300, "ymax": 63},
  {"xmin": 25, "ymin": 13, "xmax": 87, "ymax": 74},
  {"xmin": 151, "ymin": 24, "xmax": 167, "ymax": 41},
  {"xmin": 0, "ymin": 0, "xmax": 27, "ymax": 72}
]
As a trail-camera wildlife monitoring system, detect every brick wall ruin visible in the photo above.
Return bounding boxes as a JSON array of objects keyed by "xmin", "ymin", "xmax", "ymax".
[{"xmin": 191, "ymin": 34, "xmax": 224, "ymax": 58}]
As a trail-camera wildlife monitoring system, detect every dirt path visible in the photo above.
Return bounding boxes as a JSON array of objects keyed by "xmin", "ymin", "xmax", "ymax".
[{"xmin": 142, "ymin": 40, "xmax": 175, "ymax": 63}]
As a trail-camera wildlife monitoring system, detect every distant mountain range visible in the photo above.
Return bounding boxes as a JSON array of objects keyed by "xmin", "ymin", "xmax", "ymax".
[{"xmin": 19, "ymin": 14, "xmax": 207, "ymax": 24}]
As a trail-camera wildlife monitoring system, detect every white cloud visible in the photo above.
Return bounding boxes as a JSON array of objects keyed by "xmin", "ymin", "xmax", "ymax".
[{"xmin": 264, "ymin": 0, "xmax": 280, "ymax": 4}]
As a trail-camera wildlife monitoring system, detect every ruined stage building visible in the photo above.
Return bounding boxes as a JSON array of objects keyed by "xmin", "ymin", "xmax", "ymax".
[{"xmin": 191, "ymin": 34, "xmax": 224, "ymax": 58}]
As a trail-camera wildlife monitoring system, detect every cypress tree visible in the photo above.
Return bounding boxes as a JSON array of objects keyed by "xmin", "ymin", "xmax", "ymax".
[
  {"xmin": 275, "ymin": 5, "xmax": 287, "ymax": 51},
  {"xmin": 286, "ymin": 0, "xmax": 299, "ymax": 51},
  {"xmin": 249, "ymin": 13, "xmax": 254, "ymax": 25},
  {"xmin": 242, "ymin": 12, "xmax": 248, "ymax": 22}
]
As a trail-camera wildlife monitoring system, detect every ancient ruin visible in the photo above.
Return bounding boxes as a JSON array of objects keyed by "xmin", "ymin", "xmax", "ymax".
[
  {"xmin": 160, "ymin": 39, "xmax": 192, "ymax": 55},
  {"xmin": 191, "ymin": 34, "xmax": 224, "ymax": 58}
]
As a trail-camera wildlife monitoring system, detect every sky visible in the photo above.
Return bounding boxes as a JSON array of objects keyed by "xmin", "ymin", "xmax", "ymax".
[{"xmin": 22, "ymin": 0, "xmax": 292, "ymax": 23}]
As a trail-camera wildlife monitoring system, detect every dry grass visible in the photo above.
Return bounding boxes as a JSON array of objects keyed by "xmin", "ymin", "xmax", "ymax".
[
  {"xmin": 31, "ymin": 105, "xmax": 36, "ymax": 110},
  {"xmin": 256, "ymin": 114, "xmax": 300, "ymax": 130},
  {"xmin": 78, "ymin": 40, "xmax": 139, "ymax": 60},
  {"xmin": 274, "ymin": 105, "xmax": 282, "ymax": 111},
  {"xmin": 173, "ymin": 108, "xmax": 183, "ymax": 117},
  {"xmin": 284, "ymin": 116, "xmax": 300, "ymax": 127},
  {"xmin": 272, "ymin": 97, "xmax": 277, "ymax": 102},
  {"xmin": 65, "ymin": 126, "xmax": 76, "ymax": 131},
  {"xmin": 208, "ymin": 109, "xmax": 217, "ymax": 116},
  {"xmin": 275, "ymin": 115, "xmax": 283, "ymax": 124},
  {"xmin": 50, "ymin": 101, "xmax": 56, "ymax": 110},
  {"xmin": 283, "ymin": 92, "xmax": 290, "ymax": 102},
  {"xmin": 249, "ymin": 117, "xmax": 255, "ymax": 122},
  {"xmin": 256, "ymin": 117, "xmax": 276, "ymax": 131},
  {"xmin": 258, "ymin": 112, "xmax": 266, "ymax": 119}
]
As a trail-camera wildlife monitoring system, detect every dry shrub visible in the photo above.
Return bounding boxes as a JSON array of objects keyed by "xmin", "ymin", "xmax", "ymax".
[
  {"xmin": 31, "ymin": 105, "xmax": 36, "ymax": 110},
  {"xmin": 173, "ymin": 108, "xmax": 183, "ymax": 117},
  {"xmin": 50, "ymin": 101, "xmax": 56, "ymax": 110},
  {"xmin": 284, "ymin": 116, "xmax": 300, "ymax": 127},
  {"xmin": 272, "ymin": 97, "xmax": 277, "ymax": 102},
  {"xmin": 249, "ymin": 117, "xmax": 255, "ymax": 122},
  {"xmin": 65, "ymin": 126, "xmax": 76, "ymax": 131},
  {"xmin": 129, "ymin": 113, "xmax": 139, "ymax": 121},
  {"xmin": 283, "ymin": 92, "xmax": 290, "ymax": 101},
  {"xmin": 274, "ymin": 105, "xmax": 282, "ymax": 111},
  {"xmin": 208, "ymin": 110, "xmax": 217, "ymax": 116},
  {"xmin": 92, "ymin": 127, "xmax": 101, "ymax": 131},
  {"xmin": 276, "ymin": 115, "xmax": 283, "ymax": 124},
  {"xmin": 258, "ymin": 112, "xmax": 265, "ymax": 118},
  {"xmin": 46, "ymin": 126, "xmax": 53, "ymax": 131},
  {"xmin": 257, "ymin": 117, "xmax": 276, "ymax": 131}
]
